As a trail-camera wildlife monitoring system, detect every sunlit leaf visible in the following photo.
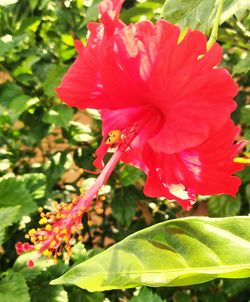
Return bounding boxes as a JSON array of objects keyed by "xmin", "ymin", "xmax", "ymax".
[
  {"xmin": 0, "ymin": 178, "xmax": 36, "ymax": 220},
  {"xmin": 51, "ymin": 216, "xmax": 250, "ymax": 291},
  {"xmin": 0, "ymin": 273, "xmax": 30, "ymax": 302},
  {"xmin": 43, "ymin": 104, "xmax": 73, "ymax": 129},
  {"xmin": 121, "ymin": 0, "xmax": 164, "ymax": 23},
  {"xmin": 233, "ymin": 53, "xmax": 250, "ymax": 75},
  {"xmin": 162, "ymin": 0, "xmax": 250, "ymax": 32},
  {"xmin": 18, "ymin": 173, "xmax": 47, "ymax": 200}
]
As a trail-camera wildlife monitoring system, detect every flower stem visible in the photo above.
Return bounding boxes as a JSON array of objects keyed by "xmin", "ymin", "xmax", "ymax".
[{"xmin": 207, "ymin": 0, "xmax": 224, "ymax": 50}]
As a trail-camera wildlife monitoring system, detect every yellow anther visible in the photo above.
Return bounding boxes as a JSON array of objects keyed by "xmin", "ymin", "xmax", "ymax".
[
  {"xmin": 54, "ymin": 226, "xmax": 59, "ymax": 234},
  {"xmin": 61, "ymin": 228, "xmax": 67, "ymax": 235},
  {"xmin": 49, "ymin": 240, "xmax": 56, "ymax": 248},
  {"xmin": 38, "ymin": 207, "xmax": 43, "ymax": 213},
  {"xmin": 38, "ymin": 235, "xmax": 43, "ymax": 241},
  {"xmin": 25, "ymin": 234, "xmax": 29, "ymax": 239},
  {"xmin": 77, "ymin": 210, "xmax": 82, "ymax": 217},
  {"xmin": 40, "ymin": 212, "xmax": 45, "ymax": 217},
  {"xmin": 43, "ymin": 249, "xmax": 52, "ymax": 257},
  {"xmin": 60, "ymin": 214, "xmax": 66, "ymax": 219},
  {"xmin": 45, "ymin": 224, "xmax": 52, "ymax": 232},
  {"xmin": 35, "ymin": 244, "xmax": 41, "ymax": 251},
  {"xmin": 28, "ymin": 229, "xmax": 36, "ymax": 236},
  {"xmin": 78, "ymin": 235, "xmax": 83, "ymax": 242},
  {"xmin": 39, "ymin": 217, "xmax": 47, "ymax": 225}
]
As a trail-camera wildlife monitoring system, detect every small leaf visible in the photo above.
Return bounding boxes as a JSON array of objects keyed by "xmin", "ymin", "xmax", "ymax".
[
  {"xmin": 233, "ymin": 53, "xmax": 250, "ymax": 75},
  {"xmin": 18, "ymin": 173, "xmax": 47, "ymax": 200},
  {"xmin": 111, "ymin": 187, "xmax": 138, "ymax": 226},
  {"xmin": 51, "ymin": 216, "xmax": 250, "ymax": 291},
  {"xmin": 14, "ymin": 251, "xmax": 55, "ymax": 281},
  {"xmin": 119, "ymin": 165, "xmax": 144, "ymax": 187},
  {"xmin": 30, "ymin": 284, "xmax": 68, "ymax": 302},
  {"xmin": 43, "ymin": 104, "xmax": 73, "ymax": 129},
  {"xmin": 240, "ymin": 105, "xmax": 250, "ymax": 125},
  {"xmin": 0, "ymin": 206, "xmax": 20, "ymax": 244},
  {"xmin": 121, "ymin": 0, "xmax": 164, "ymax": 23},
  {"xmin": 208, "ymin": 195, "xmax": 241, "ymax": 217},
  {"xmin": 0, "ymin": 273, "xmax": 30, "ymax": 302},
  {"xmin": 43, "ymin": 64, "xmax": 69, "ymax": 97},
  {"xmin": 131, "ymin": 287, "xmax": 166, "ymax": 302},
  {"xmin": 82, "ymin": 0, "xmax": 102, "ymax": 26},
  {"xmin": 0, "ymin": 178, "xmax": 37, "ymax": 220}
]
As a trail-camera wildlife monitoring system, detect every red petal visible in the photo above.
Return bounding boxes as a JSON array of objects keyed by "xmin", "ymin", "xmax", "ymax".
[{"xmin": 143, "ymin": 121, "xmax": 245, "ymax": 209}]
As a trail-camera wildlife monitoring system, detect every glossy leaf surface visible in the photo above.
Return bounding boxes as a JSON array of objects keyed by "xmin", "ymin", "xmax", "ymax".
[{"xmin": 51, "ymin": 217, "xmax": 250, "ymax": 291}]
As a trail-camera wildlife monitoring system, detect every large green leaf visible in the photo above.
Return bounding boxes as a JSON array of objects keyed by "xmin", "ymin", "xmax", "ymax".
[
  {"xmin": 51, "ymin": 216, "xmax": 250, "ymax": 291},
  {"xmin": 162, "ymin": 0, "xmax": 250, "ymax": 32},
  {"xmin": 0, "ymin": 273, "xmax": 30, "ymax": 302}
]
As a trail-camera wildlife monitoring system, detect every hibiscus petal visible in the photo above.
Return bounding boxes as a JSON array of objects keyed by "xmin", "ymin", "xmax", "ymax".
[{"xmin": 143, "ymin": 120, "xmax": 246, "ymax": 209}]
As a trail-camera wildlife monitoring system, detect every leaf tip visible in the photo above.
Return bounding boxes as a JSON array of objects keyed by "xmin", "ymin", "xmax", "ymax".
[{"xmin": 49, "ymin": 278, "xmax": 63, "ymax": 286}]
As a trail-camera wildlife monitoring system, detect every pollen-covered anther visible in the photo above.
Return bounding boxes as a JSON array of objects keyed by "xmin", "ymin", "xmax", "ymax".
[{"xmin": 39, "ymin": 217, "xmax": 47, "ymax": 225}]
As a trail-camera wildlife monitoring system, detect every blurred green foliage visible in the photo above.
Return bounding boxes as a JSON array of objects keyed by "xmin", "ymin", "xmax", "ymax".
[{"xmin": 0, "ymin": 0, "xmax": 249, "ymax": 301}]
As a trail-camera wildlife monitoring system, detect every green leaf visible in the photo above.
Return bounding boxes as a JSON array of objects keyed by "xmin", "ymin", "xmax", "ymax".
[
  {"xmin": 161, "ymin": 0, "xmax": 250, "ymax": 32},
  {"xmin": 82, "ymin": 0, "xmax": 102, "ymax": 26},
  {"xmin": 221, "ymin": 0, "xmax": 250, "ymax": 22},
  {"xmin": 30, "ymin": 285, "xmax": 68, "ymax": 302},
  {"xmin": 8, "ymin": 95, "xmax": 39, "ymax": 122},
  {"xmin": 233, "ymin": 53, "xmax": 250, "ymax": 75},
  {"xmin": 44, "ymin": 152, "xmax": 71, "ymax": 189},
  {"xmin": 0, "ymin": 273, "xmax": 30, "ymax": 302},
  {"xmin": 111, "ymin": 187, "xmax": 137, "ymax": 226},
  {"xmin": 0, "ymin": 206, "xmax": 20, "ymax": 244},
  {"xmin": 0, "ymin": 178, "xmax": 37, "ymax": 220},
  {"xmin": 240, "ymin": 105, "xmax": 250, "ymax": 125},
  {"xmin": 68, "ymin": 288, "xmax": 105, "ymax": 302},
  {"xmin": 43, "ymin": 64, "xmax": 69, "ymax": 97},
  {"xmin": 14, "ymin": 251, "xmax": 55, "ymax": 281},
  {"xmin": 131, "ymin": 287, "xmax": 166, "ymax": 302},
  {"xmin": 208, "ymin": 195, "xmax": 241, "ymax": 217},
  {"xmin": 51, "ymin": 216, "xmax": 250, "ymax": 291},
  {"xmin": 43, "ymin": 104, "xmax": 73, "ymax": 129},
  {"xmin": 119, "ymin": 165, "xmax": 144, "ymax": 187},
  {"xmin": 18, "ymin": 173, "xmax": 47, "ymax": 200},
  {"xmin": 121, "ymin": 0, "xmax": 164, "ymax": 23},
  {"xmin": 0, "ymin": 34, "xmax": 26, "ymax": 56}
]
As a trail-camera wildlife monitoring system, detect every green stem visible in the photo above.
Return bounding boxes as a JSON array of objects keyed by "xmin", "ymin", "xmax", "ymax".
[{"xmin": 207, "ymin": 0, "xmax": 224, "ymax": 50}]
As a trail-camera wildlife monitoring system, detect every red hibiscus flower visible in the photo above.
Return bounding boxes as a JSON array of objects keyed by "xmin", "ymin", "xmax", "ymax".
[
  {"xmin": 56, "ymin": 0, "xmax": 245, "ymax": 210},
  {"xmin": 18, "ymin": 0, "xmax": 247, "ymax": 265},
  {"xmin": 57, "ymin": 0, "xmax": 242, "ymax": 208}
]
